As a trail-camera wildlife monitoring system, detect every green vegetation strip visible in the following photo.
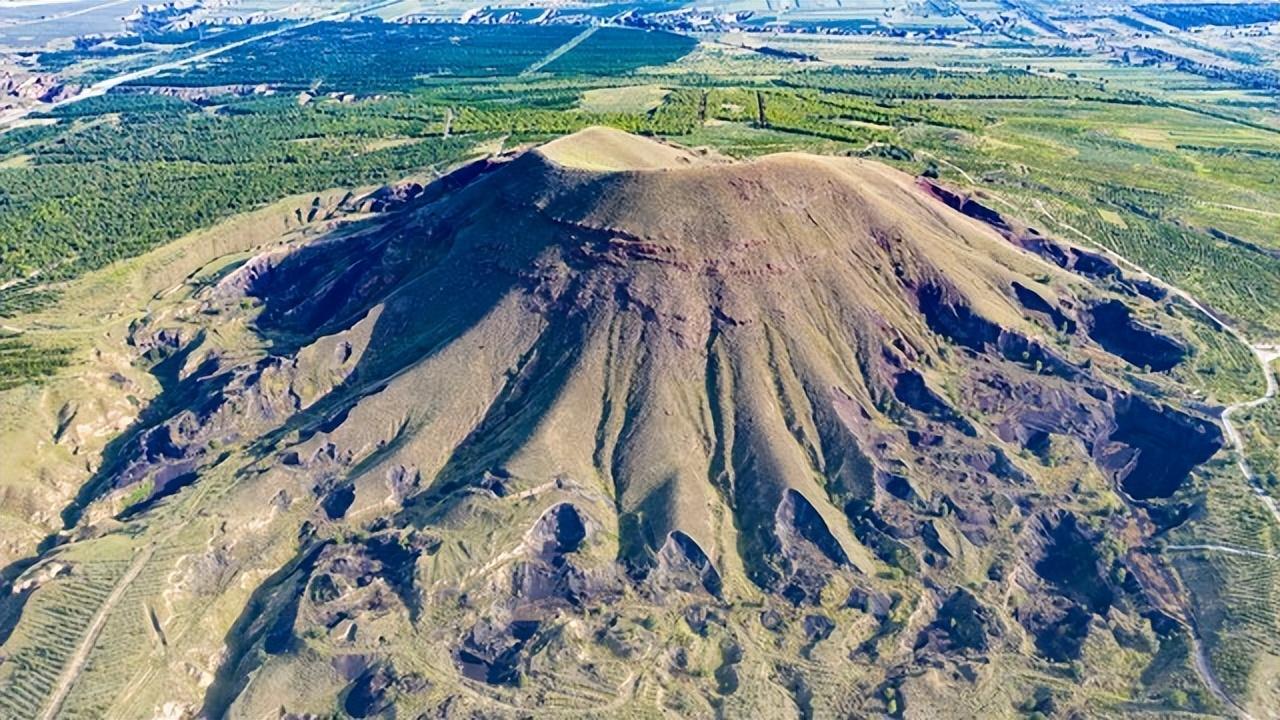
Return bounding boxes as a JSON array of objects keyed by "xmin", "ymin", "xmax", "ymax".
[{"xmin": 2, "ymin": 23, "xmax": 1278, "ymax": 392}]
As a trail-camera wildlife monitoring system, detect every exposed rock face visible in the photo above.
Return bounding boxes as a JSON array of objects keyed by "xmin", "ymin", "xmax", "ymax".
[
  {"xmin": 1, "ymin": 72, "xmax": 79, "ymax": 103},
  {"xmin": 1086, "ymin": 300, "xmax": 1186, "ymax": 371},
  {"xmin": 455, "ymin": 619, "xmax": 541, "ymax": 685},
  {"xmin": 649, "ymin": 530, "xmax": 723, "ymax": 597},
  {"xmin": 917, "ymin": 588, "xmax": 1000, "ymax": 654},
  {"xmin": 223, "ymin": 127, "xmax": 1148, "ymax": 598},
  {"xmin": 1, "ymin": 129, "xmax": 1234, "ymax": 718},
  {"xmin": 1103, "ymin": 396, "xmax": 1221, "ymax": 500}
]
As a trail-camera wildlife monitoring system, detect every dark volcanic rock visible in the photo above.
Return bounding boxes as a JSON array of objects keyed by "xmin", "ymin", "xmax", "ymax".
[
  {"xmin": 916, "ymin": 179, "xmax": 1012, "ymax": 235},
  {"xmin": 803, "ymin": 613, "xmax": 836, "ymax": 643},
  {"xmin": 917, "ymin": 588, "xmax": 999, "ymax": 654},
  {"xmin": 454, "ymin": 619, "xmax": 539, "ymax": 686},
  {"xmin": 1086, "ymin": 300, "xmax": 1185, "ymax": 371},
  {"xmin": 531, "ymin": 503, "xmax": 587, "ymax": 558},
  {"xmin": 343, "ymin": 664, "xmax": 396, "ymax": 718},
  {"xmin": 33, "ymin": 130, "xmax": 1240, "ymax": 717},
  {"xmin": 650, "ymin": 531, "xmax": 723, "ymax": 597},
  {"xmin": 1031, "ymin": 513, "xmax": 1113, "ymax": 615},
  {"xmin": 321, "ymin": 484, "xmax": 355, "ymax": 520},
  {"xmin": 917, "ymin": 283, "xmax": 1001, "ymax": 352},
  {"xmin": 512, "ymin": 503, "xmax": 612, "ymax": 607},
  {"xmin": 1102, "ymin": 396, "xmax": 1222, "ymax": 500},
  {"xmin": 893, "ymin": 370, "xmax": 975, "ymax": 436},
  {"xmin": 1012, "ymin": 281, "xmax": 1077, "ymax": 334},
  {"xmin": 1029, "ymin": 605, "xmax": 1093, "ymax": 662},
  {"xmin": 775, "ymin": 489, "xmax": 850, "ymax": 604}
]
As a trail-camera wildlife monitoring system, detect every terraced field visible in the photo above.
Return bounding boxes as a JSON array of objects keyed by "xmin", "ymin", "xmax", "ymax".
[
  {"xmin": 0, "ymin": 538, "xmax": 136, "ymax": 720},
  {"xmin": 1169, "ymin": 468, "xmax": 1280, "ymax": 703},
  {"xmin": 57, "ymin": 540, "xmax": 195, "ymax": 719}
]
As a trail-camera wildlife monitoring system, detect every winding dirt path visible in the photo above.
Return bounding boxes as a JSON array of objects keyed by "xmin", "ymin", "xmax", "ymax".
[
  {"xmin": 1189, "ymin": 634, "xmax": 1250, "ymax": 720},
  {"xmin": 1165, "ymin": 544, "xmax": 1279, "ymax": 561},
  {"xmin": 1027, "ymin": 203, "xmax": 1280, "ymax": 525},
  {"xmin": 0, "ymin": 0, "xmax": 133, "ymax": 28},
  {"xmin": 1022, "ymin": 200, "xmax": 1277, "ymax": 720},
  {"xmin": 1221, "ymin": 344, "xmax": 1280, "ymax": 520},
  {"xmin": 928, "ymin": 171, "xmax": 1280, "ymax": 525},
  {"xmin": 16, "ymin": 140, "xmax": 1276, "ymax": 720},
  {"xmin": 914, "ymin": 160, "xmax": 1276, "ymax": 717}
]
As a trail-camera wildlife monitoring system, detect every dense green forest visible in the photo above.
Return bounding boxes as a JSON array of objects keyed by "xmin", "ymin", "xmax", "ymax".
[
  {"xmin": 0, "ymin": 329, "xmax": 70, "ymax": 391},
  {"xmin": 781, "ymin": 67, "xmax": 1120, "ymax": 100},
  {"xmin": 1, "ymin": 22, "xmax": 1278, "ymax": 390},
  {"xmin": 541, "ymin": 26, "xmax": 697, "ymax": 75},
  {"xmin": 126, "ymin": 22, "xmax": 578, "ymax": 91},
  {"xmin": 35, "ymin": 22, "xmax": 293, "ymax": 73},
  {"xmin": 1135, "ymin": 2, "xmax": 1280, "ymax": 28},
  {"xmin": 124, "ymin": 22, "xmax": 695, "ymax": 93}
]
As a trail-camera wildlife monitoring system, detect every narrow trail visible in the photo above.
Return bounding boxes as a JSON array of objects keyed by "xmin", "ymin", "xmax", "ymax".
[
  {"xmin": 10, "ymin": 133, "xmax": 1275, "ymax": 719},
  {"xmin": 37, "ymin": 545, "xmax": 154, "ymax": 720},
  {"xmin": 1027, "ymin": 201, "xmax": 1280, "ymax": 526},
  {"xmin": 520, "ymin": 25, "xmax": 598, "ymax": 76},
  {"xmin": 1021, "ymin": 199, "xmax": 1277, "ymax": 720},
  {"xmin": 1165, "ymin": 544, "xmax": 1280, "ymax": 561},
  {"xmin": 936, "ymin": 174, "xmax": 1280, "ymax": 527},
  {"xmin": 2, "ymin": 28, "xmax": 289, "ymax": 128},
  {"xmin": 0, "ymin": 0, "xmax": 133, "ymax": 28},
  {"xmin": 33, "ymin": 419, "xmax": 231, "ymax": 719},
  {"xmin": 1201, "ymin": 201, "xmax": 1280, "ymax": 219},
  {"xmin": 939, "ymin": 171, "xmax": 1280, "ymax": 528},
  {"xmin": 1189, "ymin": 635, "xmax": 1249, "ymax": 720},
  {"xmin": 1221, "ymin": 343, "xmax": 1280, "ymax": 519}
]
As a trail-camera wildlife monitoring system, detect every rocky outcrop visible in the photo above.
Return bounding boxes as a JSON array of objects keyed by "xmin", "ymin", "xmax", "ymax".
[{"xmin": 1086, "ymin": 300, "xmax": 1186, "ymax": 371}]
